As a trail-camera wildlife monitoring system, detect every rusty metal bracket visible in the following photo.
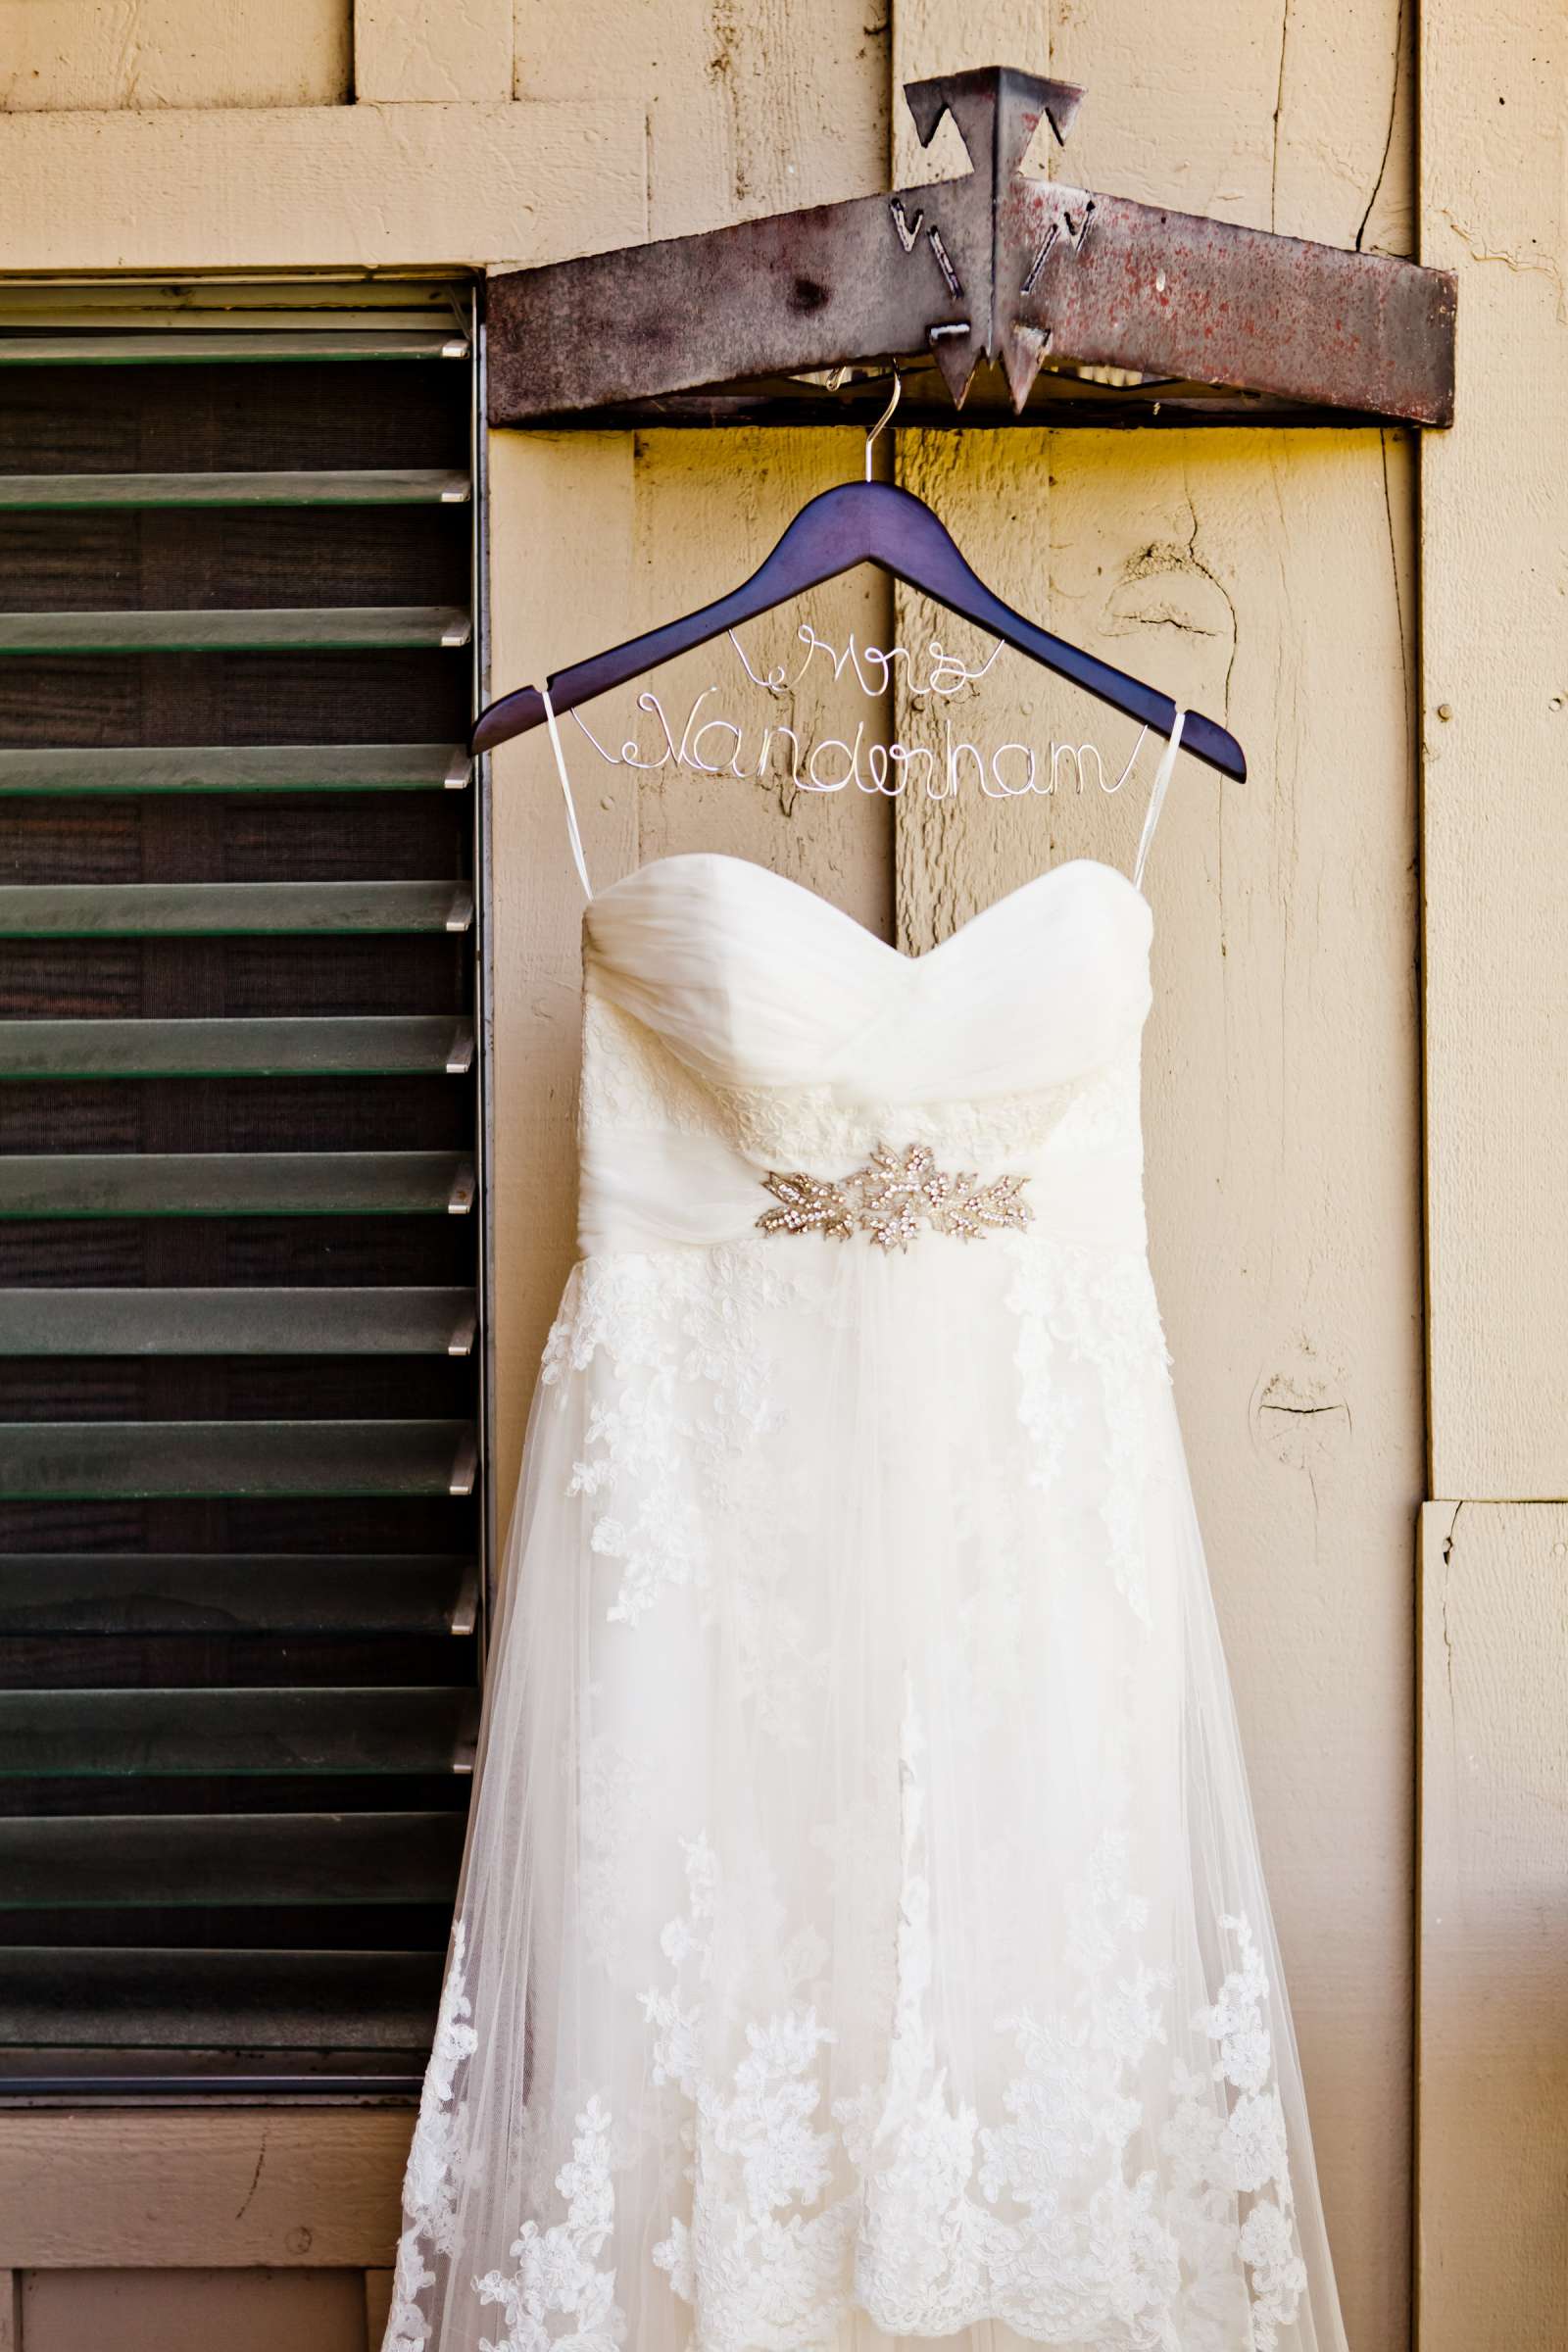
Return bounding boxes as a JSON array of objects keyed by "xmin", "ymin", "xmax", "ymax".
[{"xmin": 486, "ymin": 66, "xmax": 1454, "ymax": 431}]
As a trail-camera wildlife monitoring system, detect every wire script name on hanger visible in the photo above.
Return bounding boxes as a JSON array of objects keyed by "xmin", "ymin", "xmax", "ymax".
[{"xmin": 564, "ymin": 619, "xmax": 1152, "ymax": 802}]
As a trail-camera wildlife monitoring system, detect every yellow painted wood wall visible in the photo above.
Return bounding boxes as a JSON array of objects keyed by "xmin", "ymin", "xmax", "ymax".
[
  {"xmin": 1416, "ymin": 0, "xmax": 1568, "ymax": 2340},
  {"xmin": 0, "ymin": 1, "xmax": 1560, "ymax": 2345}
]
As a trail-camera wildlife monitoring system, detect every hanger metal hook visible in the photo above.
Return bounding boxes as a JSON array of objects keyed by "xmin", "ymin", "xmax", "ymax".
[{"xmin": 864, "ymin": 367, "xmax": 902, "ymax": 482}]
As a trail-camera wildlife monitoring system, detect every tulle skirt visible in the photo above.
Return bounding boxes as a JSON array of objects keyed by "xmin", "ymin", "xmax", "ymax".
[{"xmin": 383, "ymin": 1229, "xmax": 1348, "ymax": 2352}]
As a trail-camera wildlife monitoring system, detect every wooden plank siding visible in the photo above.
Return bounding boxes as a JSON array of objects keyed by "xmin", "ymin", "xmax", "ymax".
[
  {"xmin": 1415, "ymin": 3, "xmax": 1568, "ymax": 2345},
  {"xmin": 1418, "ymin": 1502, "xmax": 1568, "ymax": 2346},
  {"xmin": 1418, "ymin": 0, "xmax": 1568, "ymax": 1501},
  {"xmin": 0, "ymin": 2110, "xmax": 411, "ymax": 2268}
]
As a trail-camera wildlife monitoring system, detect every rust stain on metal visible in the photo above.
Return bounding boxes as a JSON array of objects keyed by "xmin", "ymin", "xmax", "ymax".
[{"xmin": 485, "ymin": 65, "xmax": 1456, "ymax": 432}]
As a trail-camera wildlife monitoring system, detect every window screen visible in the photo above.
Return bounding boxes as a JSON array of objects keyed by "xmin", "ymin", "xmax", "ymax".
[{"xmin": 0, "ymin": 280, "xmax": 487, "ymax": 2096}]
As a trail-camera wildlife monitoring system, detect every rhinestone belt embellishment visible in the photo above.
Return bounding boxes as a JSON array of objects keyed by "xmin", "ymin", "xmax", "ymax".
[{"xmin": 757, "ymin": 1142, "xmax": 1033, "ymax": 1251}]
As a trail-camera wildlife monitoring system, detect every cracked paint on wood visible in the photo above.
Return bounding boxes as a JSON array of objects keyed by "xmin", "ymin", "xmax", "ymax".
[
  {"xmin": 518, "ymin": 0, "xmax": 891, "ymax": 234},
  {"xmin": 1420, "ymin": 0, "xmax": 1568, "ymax": 1502}
]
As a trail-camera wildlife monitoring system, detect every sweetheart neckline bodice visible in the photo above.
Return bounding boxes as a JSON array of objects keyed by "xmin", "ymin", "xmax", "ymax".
[
  {"xmin": 575, "ymin": 844, "xmax": 1157, "ymax": 1159},
  {"xmin": 585, "ymin": 849, "xmax": 1153, "ymax": 970}
]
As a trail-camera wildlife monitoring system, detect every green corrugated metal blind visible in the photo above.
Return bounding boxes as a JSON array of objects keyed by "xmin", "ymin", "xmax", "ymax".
[{"xmin": 0, "ymin": 280, "xmax": 485, "ymax": 2095}]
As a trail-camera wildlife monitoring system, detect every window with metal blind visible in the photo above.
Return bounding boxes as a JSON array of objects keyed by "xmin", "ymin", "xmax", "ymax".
[{"xmin": 0, "ymin": 280, "xmax": 487, "ymax": 2097}]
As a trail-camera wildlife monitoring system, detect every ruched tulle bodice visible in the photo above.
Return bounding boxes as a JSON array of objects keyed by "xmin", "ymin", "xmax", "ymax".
[
  {"xmin": 577, "ymin": 855, "xmax": 1156, "ymax": 1259},
  {"xmin": 384, "ymin": 844, "xmax": 1350, "ymax": 2352}
]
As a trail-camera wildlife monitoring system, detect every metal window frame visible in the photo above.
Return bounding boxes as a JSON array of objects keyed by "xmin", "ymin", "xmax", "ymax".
[{"xmin": 0, "ymin": 270, "xmax": 492, "ymax": 2109}]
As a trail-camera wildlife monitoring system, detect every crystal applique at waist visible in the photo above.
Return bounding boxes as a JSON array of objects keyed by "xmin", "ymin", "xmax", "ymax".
[{"xmin": 757, "ymin": 1142, "xmax": 1033, "ymax": 1251}]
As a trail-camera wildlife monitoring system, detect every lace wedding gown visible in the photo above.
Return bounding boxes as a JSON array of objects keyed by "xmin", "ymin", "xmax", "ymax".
[{"xmin": 384, "ymin": 711, "xmax": 1350, "ymax": 2352}]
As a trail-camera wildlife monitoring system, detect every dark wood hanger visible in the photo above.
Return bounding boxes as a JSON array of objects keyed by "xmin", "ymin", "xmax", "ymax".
[{"xmin": 470, "ymin": 477, "xmax": 1246, "ymax": 781}]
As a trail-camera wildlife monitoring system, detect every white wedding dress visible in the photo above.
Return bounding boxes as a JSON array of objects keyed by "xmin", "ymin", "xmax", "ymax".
[{"xmin": 384, "ymin": 710, "xmax": 1350, "ymax": 2352}]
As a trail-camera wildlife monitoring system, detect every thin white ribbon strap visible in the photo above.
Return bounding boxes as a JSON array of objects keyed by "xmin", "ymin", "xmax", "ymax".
[
  {"xmin": 1132, "ymin": 707, "xmax": 1188, "ymax": 893},
  {"xmin": 540, "ymin": 681, "xmax": 593, "ymax": 903}
]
